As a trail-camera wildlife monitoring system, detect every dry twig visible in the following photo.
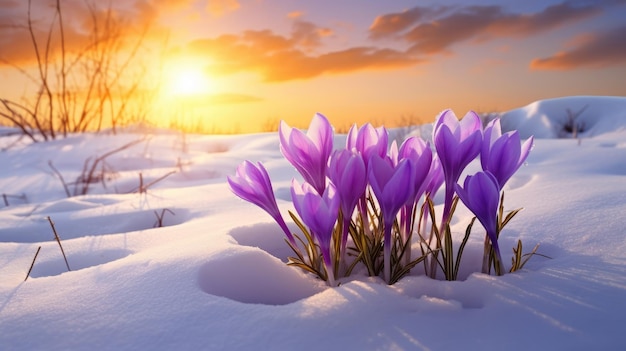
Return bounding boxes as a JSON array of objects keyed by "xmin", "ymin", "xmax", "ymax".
[{"xmin": 47, "ymin": 216, "xmax": 71, "ymax": 271}]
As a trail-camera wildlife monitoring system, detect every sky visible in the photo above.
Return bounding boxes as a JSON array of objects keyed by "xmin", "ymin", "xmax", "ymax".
[{"xmin": 1, "ymin": 0, "xmax": 625, "ymax": 132}]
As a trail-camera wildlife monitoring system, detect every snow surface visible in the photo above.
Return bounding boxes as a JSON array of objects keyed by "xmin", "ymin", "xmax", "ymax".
[{"xmin": 1, "ymin": 95, "xmax": 626, "ymax": 350}]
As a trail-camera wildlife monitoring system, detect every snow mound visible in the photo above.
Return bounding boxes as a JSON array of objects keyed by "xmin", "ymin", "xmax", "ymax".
[{"xmin": 499, "ymin": 96, "xmax": 626, "ymax": 139}]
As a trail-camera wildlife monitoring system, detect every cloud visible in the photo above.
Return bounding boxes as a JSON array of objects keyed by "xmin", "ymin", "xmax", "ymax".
[
  {"xmin": 404, "ymin": 6, "xmax": 501, "ymax": 54},
  {"xmin": 290, "ymin": 20, "xmax": 333, "ymax": 51},
  {"xmin": 530, "ymin": 25, "xmax": 626, "ymax": 69},
  {"xmin": 369, "ymin": 6, "xmax": 449, "ymax": 40},
  {"xmin": 182, "ymin": 17, "xmax": 419, "ymax": 82},
  {"xmin": 368, "ymin": 1, "xmax": 613, "ymax": 55},
  {"xmin": 486, "ymin": 1, "xmax": 604, "ymax": 36}
]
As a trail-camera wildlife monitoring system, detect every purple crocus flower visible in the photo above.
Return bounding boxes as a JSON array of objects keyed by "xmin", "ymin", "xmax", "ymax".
[
  {"xmin": 368, "ymin": 154, "xmax": 415, "ymax": 283},
  {"xmin": 398, "ymin": 136, "xmax": 433, "ymax": 202},
  {"xmin": 347, "ymin": 123, "xmax": 388, "ymax": 168},
  {"xmin": 424, "ymin": 155, "xmax": 444, "ymax": 198},
  {"xmin": 433, "ymin": 109, "xmax": 483, "ymax": 225},
  {"xmin": 291, "ymin": 179, "xmax": 340, "ymax": 286},
  {"xmin": 347, "ymin": 123, "xmax": 389, "ymax": 239},
  {"xmin": 482, "ymin": 118, "xmax": 534, "ymax": 188},
  {"xmin": 228, "ymin": 161, "xmax": 296, "ymax": 248},
  {"xmin": 397, "ymin": 137, "xmax": 433, "ymax": 245},
  {"xmin": 455, "ymin": 171, "xmax": 505, "ymax": 275},
  {"xmin": 279, "ymin": 113, "xmax": 333, "ymax": 195},
  {"xmin": 327, "ymin": 149, "xmax": 367, "ymax": 258}
]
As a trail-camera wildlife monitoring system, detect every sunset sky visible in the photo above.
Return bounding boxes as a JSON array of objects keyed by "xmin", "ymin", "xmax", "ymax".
[{"xmin": 1, "ymin": 0, "xmax": 625, "ymax": 132}]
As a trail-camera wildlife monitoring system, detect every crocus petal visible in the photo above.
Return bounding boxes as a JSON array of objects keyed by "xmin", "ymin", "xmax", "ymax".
[
  {"xmin": 520, "ymin": 136, "xmax": 534, "ymax": 166},
  {"xmin": 433, "ymin": 110, "xmax": 483, "ymax": 175},
  {"xmin": 425, "ymin": 155, "xmax": 444, "ymax": 196},
  {"xmin": 457, "ymin": 130, "xmax": 483, "ymax": 171},
  {"xmin": 367, "ymin": 154, "xmax": 416, "ymax": 284},
  {"xmin": 279, "ymin": 114, "xmax": 333, "ymax": 194},
  {"xmin": 228, "ymin": 161, "xmax": 296, "ymax": 246},
  {"xmin": 397, "ymin": 136, "xmax": 433, "ymax": 203},
  {"xmin": 433, "ymin": 109, "xmax": 483, "ymax": 224},
  {"xmin": 347, "ymin": 123, "xmax": 389, "ymax": 168},
  {"xmin": 291, "ymin": 179, "xmax": 339, "ymax": 268},
  {"xmin": 456, "ymin": 171, "xmax": 500, "ymax": 239},
  {"xmin": 291, "ymin": 179, "xmax": 339, "ymax": 239},
  {"xmin": 492, "ymin": 134, "xmax": 522, "ymax": 186},
  {"xmin": 367, "ymin": 155, "xmax": 395, "ymax": 200},
  {"xmin": 227, "ymin": 161, "xmax": 278, "ymax": 215},
  {"xmin": 481, "ymin": 118, "xmax": 535, "ymax": 188},
  {"xmin": 307, "ymin": 113, "xmax": 334, "ymax": 164},
  {"xmin": 410, "ymin": 150, "xmax": 433, "ymax": 201},
  {"xmin": 434, "ymin": 125, "xmax": 459, "ymax": 184},
  {"xmin": 399, "ymin": 136, "xmax": 429, "ymax": 160},
  {"xmin": 457, "ymin": 171, "xmax": 505, "ymax": 275},
  {"xmin": 458, "ymin": 111, "xmax": 482, "ymax": 140},
  {"xmin": 434, "ymin": 109, "xmax": 459, "ymax": 138},
  {"xmin": 481, "ymin": 119, "xmax": 502, "ymax": 167},
  {"xmin": 381, "ymin": 159, "xmax": 415, "ymax": 217},
  {"xmin": 389, "ymin": 140, "xmax": 399, "ymax": 166},
  {"xmin": 328, "ymin": 149, "xmax": 367, "ymax": 216},
  {"xmin": 368, "ymin": 155, "xmax": 414, "ymax": 225}
]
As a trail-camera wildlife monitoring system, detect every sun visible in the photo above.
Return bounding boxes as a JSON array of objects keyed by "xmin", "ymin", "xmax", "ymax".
[{"xmin": 163, "ymin": 64, "xmax": 214, "ymax": 98}]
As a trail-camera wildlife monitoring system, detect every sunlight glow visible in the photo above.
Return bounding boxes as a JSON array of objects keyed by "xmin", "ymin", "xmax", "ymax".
[{"xmin": 163, "ymin": 64, "xmax": 214, "ymax": 98}]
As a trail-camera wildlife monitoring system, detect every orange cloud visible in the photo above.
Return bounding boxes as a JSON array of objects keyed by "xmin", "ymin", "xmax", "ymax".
[
  {"xmin": 183, "ymin": 20, "xmax": 419, "ymax": 82},
  {"xmin": 291, "ymin": 20, "xmax": 333, "ymax": 51},
  {"xmin": 530, "ymin": 25, "xmax": 626, "ymax": 70}
]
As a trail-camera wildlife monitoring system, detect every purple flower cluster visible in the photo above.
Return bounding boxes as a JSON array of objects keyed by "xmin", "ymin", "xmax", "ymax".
[{"xmin": 228, "ymin": 111, "xmax": 533, "ymax": 285}]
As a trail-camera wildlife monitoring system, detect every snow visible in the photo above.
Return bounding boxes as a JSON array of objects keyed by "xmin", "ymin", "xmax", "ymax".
[
  {"xmin": 1, "ymin": 95, "xmax": 626, "ymax": 350},
  {"xmin": 499, "ymin": 95, "xmax": 626, "ymax": 139}
]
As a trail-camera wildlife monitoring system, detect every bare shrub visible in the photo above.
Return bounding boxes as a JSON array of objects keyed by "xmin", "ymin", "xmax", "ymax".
[
  {"xmin": 558, "ymin": 105, "xmax": 588, "ymax": 138},
  {"xmin": 0, "ymin": 0, "xmax": 155, "ymax": 141},
  {"xmin": 153, "ymin": 208, "xmax": 175, "ymax": 228},
  {"xmin": 131, "ymin": 170, "xmax": 176, "ymax": 194},
  {"xmin": 48, "ymin": 138, "xmax": 146, "ymax": 197},
  {"xmin": 2, "ymin": 193, "xmax": 28, "ymax": 207}
]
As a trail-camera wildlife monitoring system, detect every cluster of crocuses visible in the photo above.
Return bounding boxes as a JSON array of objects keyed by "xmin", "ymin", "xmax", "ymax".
[{"xmin": 228, "ymin": 110, "xmax": 534, "ymax": 286}]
